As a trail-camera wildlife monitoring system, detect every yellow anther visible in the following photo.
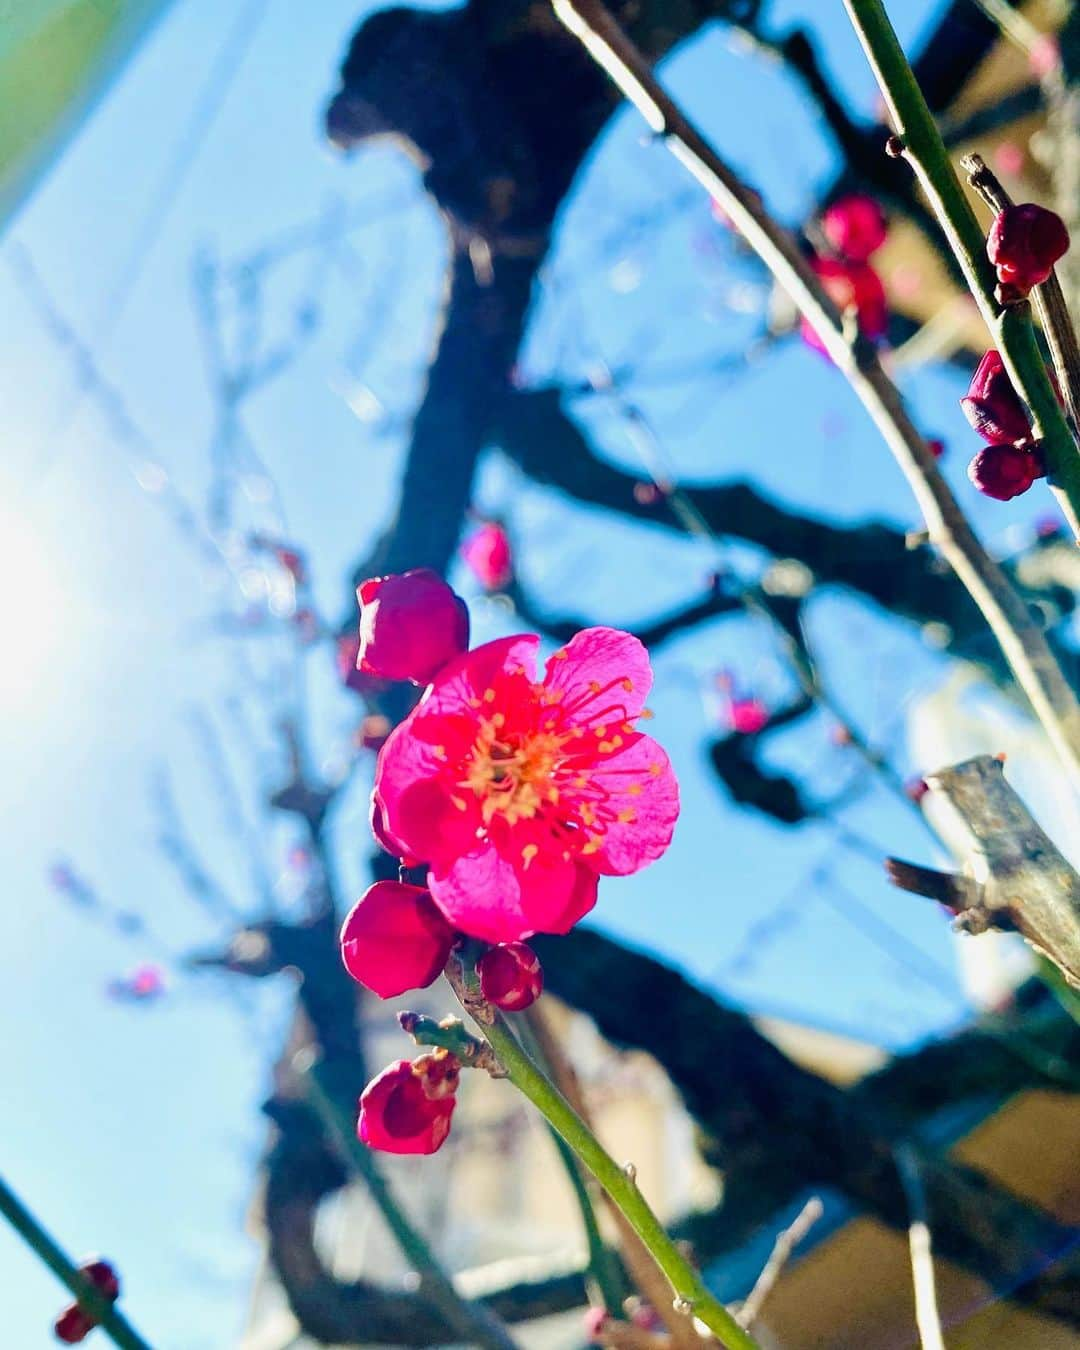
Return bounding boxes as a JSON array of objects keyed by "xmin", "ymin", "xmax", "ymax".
[
  {"xmin": 617, "ymin": 808, "xmax": 637, "ymax": 824},
  {"xmin": 628, "ymin": 783, "xmax": 643, "ymax": 797},
  {"xmin": 483, "ymin": 688, "xmax": 496, "ymax": 703},
  {"xmin": 589, "ymin": 680, "xmax": 602, "ymax": 694},
  {"xmin": 621, "ymin": 678, "xmax": 634, "ymax": 692},
  {"xmin": 521, "ymin": 843, "xmax": 538, "ymax": 868}
]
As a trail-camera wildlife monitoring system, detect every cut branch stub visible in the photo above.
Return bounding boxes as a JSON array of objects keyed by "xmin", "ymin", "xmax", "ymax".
[{"xmin": 894, "ymin": 754, "xmax": 1080, "ymax": 987}]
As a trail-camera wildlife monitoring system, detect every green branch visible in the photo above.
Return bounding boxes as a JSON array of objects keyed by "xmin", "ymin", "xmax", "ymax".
[
  {"xmin": 0, "ymin": 1172, "xmax": 153, "ymax": 1350},
  {"xmin": 842, "ymin": 0, "xmax": 1080, "ymax": 538},
  {"xmin": 441, "ymin": 993, "xmax": 759, "ymax": 1350}
]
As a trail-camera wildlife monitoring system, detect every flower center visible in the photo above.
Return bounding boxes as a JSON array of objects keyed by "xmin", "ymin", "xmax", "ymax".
[{"xmin": 464, "ymin": 712, "xmax": 566, "ymax": 827}]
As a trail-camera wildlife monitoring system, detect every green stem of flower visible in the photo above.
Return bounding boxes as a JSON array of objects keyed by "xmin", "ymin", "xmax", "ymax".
[
  {"xmin": 0, "ymin": 1172, "xmax": 153, "ymax": 1350},
  {"xmin": 299, "ymin": 1054, "xmax": 518, "ymax": 1350},
  {"xmin": 515, "ymin": 1016, "xmax": 630, "ymax": 1315},
  {"xmin": 474, "ymin": 1010, "xmax": 760, "ymax": 1350},
  {"xmin": 842, "ymin": 0, "xmax": 1080, "ymax": 538}
]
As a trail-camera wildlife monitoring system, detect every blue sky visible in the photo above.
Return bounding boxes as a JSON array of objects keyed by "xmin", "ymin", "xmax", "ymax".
[{"xmin": 0, "ymin": 1, "xmax": 1066, "ymax": 1344}]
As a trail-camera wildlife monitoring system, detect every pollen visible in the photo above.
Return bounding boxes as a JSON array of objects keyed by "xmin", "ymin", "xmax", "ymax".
[
  {"xmin": 552, "ymin": 648, "xmax": 568, "ymax": 661},
  {"xmin": 648, "ymin": 762, "xmax": 663, "ymax": 776},
  {"xmin": 521, "ymin": 843, "xmax": 538, "ymax": 868},
  {"xmin": 621, "ymin": 678, "xmax": 634, "ymax": 692},
  {"xmin": 451, "ymin": 794, "xmax": 469, "ymax": 810},
  {"xmin": 589, "ymin": 681, "xmax": 602, "ymax": 694},
  {"xmin": 432, "ymin": 745, "xmax": 447, "ymax": 760},
  {"xmin": 617, "ymin": 808, "xmax": 637, "ymax": 824},
  {"xmin": 628, "ymin": 783, "xmax": 643, "ymax": 796},
  {"xmin": 483, "ymin": 688, "xmax": 496, "ymax": 703}
]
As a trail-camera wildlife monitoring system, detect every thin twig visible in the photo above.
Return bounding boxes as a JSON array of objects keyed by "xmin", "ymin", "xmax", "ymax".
[
  {"xmin": 961, "ymin": 152, "xmax": 1080, "ymax": 442},
  {"xmin": 894, "ymin": 1146, "xmax": 946, "ymax": 1350},
  {"xmin": 889, "ymin": 754, "xmax": 1080, "ymax": 988},
  {"xmin": 0, "ymin": 1173, "xmax": 154, "ymax": 1350},
  {"xmin": 735, "ymin": 1196, "xmax": 823, "ymax": 1330},
  {"xmin": 551, "ymin": 0, "xmax": 1080, "ymax": 789}
]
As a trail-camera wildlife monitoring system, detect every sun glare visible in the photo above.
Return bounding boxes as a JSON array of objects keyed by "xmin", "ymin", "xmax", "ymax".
[{"xmin": 0, "ymin": 506, "xmax": 67, "ymax": 713}]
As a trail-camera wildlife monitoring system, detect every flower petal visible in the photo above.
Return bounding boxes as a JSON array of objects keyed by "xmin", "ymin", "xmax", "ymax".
[
  {"xmin": 587, "ymin": 734, "xmax": 680, "ymax": 875},
  {"xmin": 429, "ymin": 841, "xmax": 597, "ymax": 943},
  {"xmin": 543, "ymin": 627, "xmax": 652, "ymax": 726}
]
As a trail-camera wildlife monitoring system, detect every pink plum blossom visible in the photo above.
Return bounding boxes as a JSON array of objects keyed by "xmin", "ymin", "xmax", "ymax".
[{"xmin": 373, "ymin": 628, "xmax": 679, "ymax": 943}]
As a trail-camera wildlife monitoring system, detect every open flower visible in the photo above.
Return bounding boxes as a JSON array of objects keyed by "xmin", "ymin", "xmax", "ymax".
[
  {"xmin": 359, "ymin": 1053, "xmax": 459, "ymax": 1155},
  {"xmin": 340, "ymin": 881, "xmax": 455, "ymax": 998},
  {"xmin": 373, "ymin": 628, "xmax": 679, "ymax": 943}
]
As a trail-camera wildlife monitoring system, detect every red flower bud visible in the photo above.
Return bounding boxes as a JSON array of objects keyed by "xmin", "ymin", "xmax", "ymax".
[
  {"xmin": 905, "ymin": 777, "xmax": 929, "ymax": 804},
  {"xmin": 356, "ymin": 569, "xmax": 470, "ymax": 685},
  {"xmin": 461, "ymin": 523, "xmax": 513, "ymax": 591},
  {"xmin": 54, "ymin": 1307, "xmax": 95, "ymax": 1344},
  {"xmin": 927, "ymin": 438, "xmax": 945, "ymax": 460},
  {"xmin": 821, "ymin": 194, "xmax": 888, "ymax": 262},
  {"xmin": 53, "ymin": 1261, "xmax": 120, "ymax": 1343},
  {"xmin": 987, "ymin": 204, "xmax": 1069, "ymax": 292},
  {"xmin": 477, "ymin": 942, "xmax": 544, "ymax": 1011},
  {"xmin": 959, "ymin": 351, "xmax": 1031, "ymax": 446},
  {"xmin": 358, "ymin": 1054, "xmax": 459, "ymax": 1154},
  {"xmin": 802, "ymin": 257, "xmax": 888, "ymax": 356},
  {"xmin": 967, "ymin": 443, "xmax": 1044, "ymax": 500},
  {"xmin": 341, "ymin": 881, "xmax": 455, "ymax": 998}
]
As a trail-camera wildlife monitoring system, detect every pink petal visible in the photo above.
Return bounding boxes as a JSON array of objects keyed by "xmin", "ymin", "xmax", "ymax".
[
  {"xmin": 588, "ymin": 734, "xmax": 680, "ymax": 876},
  {"xmin": 429, "ymin": 841, "xmax": 597, "ymax": 943},
  {"xmin": 543, "ymin": 627, "xmax": 652, "ymax": 726}
]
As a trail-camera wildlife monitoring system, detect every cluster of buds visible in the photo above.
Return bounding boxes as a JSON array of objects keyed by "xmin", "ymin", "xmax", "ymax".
[
  {"xmin": 802, "ymin": 195, "xmax": 889, "ymax": 356},
  {"xmin": 960, "ymin": 351, "xmax": 1045, "ymax": 500},
  {"xmin": 986, "ymin": 203, "xmax": 1069, "ymax": 298},
  {"xmin": 341, "ymin": 877, "xmax": 544, "ymax": 1154},
  {"xmin": 53, "ymin": 1260, "xmax": 120, "ymax": 1343}
]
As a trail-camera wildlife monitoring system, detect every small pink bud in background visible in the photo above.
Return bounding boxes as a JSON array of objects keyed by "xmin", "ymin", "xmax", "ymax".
[
  {"xmin": 629, "ymin": 1301, "xmax": 664, "ymax": 1332},
  {"xmin": 1029, "ymin": 34, "xmax": 1061, "ymax": 79},
  {"xmin": 583, "ymin": 1306, "xmax": 610, "ymax": 1344},
  {"xmin": 1035, "ymin": 514, "xmax": 1063, "ymax": 539},
  {"xmin": 358, "ymin": 1055, "xmax": 458, "ymax": 1155},
  {"xmin": 108, "ymin": 964, "xmax": 166, "ymax": 1002},
  {"xmin": 461, "ymin": 523, "xmax": 513, "ymax": 591},
  {"xmin": 633, "ymin": 481, "xmax": 662, "ymax": 505},
  {"xmin": 292, "ymin": 608, "xmax": 319, "ymax": 643},
  {"xmin": 993, "ymin": 142, "xmax": 1026, "ymax": 178},
  {"xmin": 927, "ymin": 438, "xmax": 945, "ymax": 460},
  {"xmin": 987, "ymin": 204, "xmax": 1069, "ymax": 292},
  {"xmin": 821, "ymin": 194, "xmax": 888, "ymax": 262},
  {"xmin": 905, "ymin": 777, "xmax": 929, "ymax": 804},
  {"xmin": 802, "ymin": 257, "xmax": 888, "ymax": 355},
  {"xmin": 727, "ymin": 697, "xmax": 770, "ymax": 736},
  {"xmin": 356, "ymin": 569, "xmax": 470, "ymax": 684},
  {"xmin": 967, "ymin": 443, "xmax": 1044, "ymax": 500},
  {"xmin": 274, "ymin": 546, "xmax": 306, "ymax": 583},
  {"xmin": 477, "ymin": 942, "xmax": 544, "ymax": 1011},
  {"xmin": 340, "ymin": 881, "xmax": 455, "ymax": 998},
  {"xmin": 960, "ymin": 351, "xmax": 1031, "ymax": 445},
  {"xmin": 355, "ymin": 713, "xmax": 391, "ymax": 753}
]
